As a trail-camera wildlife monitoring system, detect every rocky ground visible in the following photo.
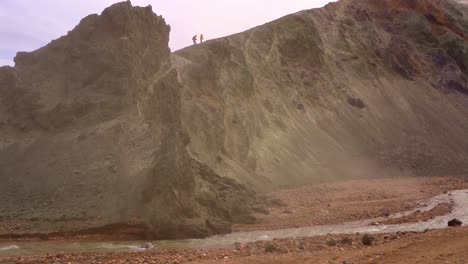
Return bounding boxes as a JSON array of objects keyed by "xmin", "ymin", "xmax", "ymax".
[
  {"xmin": 378, "ymin": 202, "xmax": 453, "ymax": 225},
  {"xmin": 234, "ymin": 176, "xmax": 468, "ymax": 231},
  {"xmin": 3, "ymin": 228, "xmax": 468, "ymax": 264},
  {"xmin": 0, "ymin": 176, "xmax": 467, "ymax": 263}
]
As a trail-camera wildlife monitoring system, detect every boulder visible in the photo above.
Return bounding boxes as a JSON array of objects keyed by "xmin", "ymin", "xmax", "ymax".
[
  {"xmin": 362, "ymin": 234, "xmax": 376, "ymax": 246},
  {"xmin": 448, "ymin": 219, "xmax": 463, "ymax": 227}
]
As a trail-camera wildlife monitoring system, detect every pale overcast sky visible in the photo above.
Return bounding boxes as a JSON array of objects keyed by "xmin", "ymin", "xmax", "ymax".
[{"xmin": 0, "ymin": 0, "xmax": 335, "ymax": 66}]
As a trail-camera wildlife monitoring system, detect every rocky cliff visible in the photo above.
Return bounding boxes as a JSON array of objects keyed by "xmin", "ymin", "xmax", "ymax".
[
  {"xmin": 1, "ymin": 0, "xmax": 468, "ymax": 238},
  {"xmin": 0, "ymin": 1, "xmax": 256, "ymax": 239}
]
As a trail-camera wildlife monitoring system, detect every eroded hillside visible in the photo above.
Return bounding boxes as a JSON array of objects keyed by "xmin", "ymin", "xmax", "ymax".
[
  {"xmin": 174, "ymin": 0, "xmax": 468, "ymax": 190},
  {"xmin": 0, "ymin": 0, "xmax": 468, "ymax": 238}
]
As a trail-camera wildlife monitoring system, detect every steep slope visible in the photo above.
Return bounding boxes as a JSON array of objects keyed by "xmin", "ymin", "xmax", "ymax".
[
  {"xmin": 1, "ymin": 0, "xmax": 468, "ymax": 239},
  {"xmin": 173, "ymin": 0, "xmax": 468, "ymax": 189}
]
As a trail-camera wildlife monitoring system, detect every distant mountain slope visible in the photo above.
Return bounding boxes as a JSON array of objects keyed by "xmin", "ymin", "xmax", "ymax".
[{"xmin": 1, "ymin": 0, "xmax": 468, "ymax": 239}]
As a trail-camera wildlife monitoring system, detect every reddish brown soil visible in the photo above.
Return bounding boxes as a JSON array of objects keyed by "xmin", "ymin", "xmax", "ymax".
[
  {"xmin": 0, "ymin": 176, "xmax": 467, "ymax": 264},
  {"xmin": 199, "ymin": 227, "xmax": 468, "ymax": 264},
  {"xmin": 1, "ymin": 228, "xmax": 467, "ymax": 264},
  {"xmin": 234, "ymin": 176, "xmax": 468, "ymax": 232}
]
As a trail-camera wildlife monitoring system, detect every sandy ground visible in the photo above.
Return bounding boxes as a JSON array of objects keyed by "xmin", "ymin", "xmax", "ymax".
[{"xmin": 1, "ymin": 176, "xmax": 467, "ymax": 263}]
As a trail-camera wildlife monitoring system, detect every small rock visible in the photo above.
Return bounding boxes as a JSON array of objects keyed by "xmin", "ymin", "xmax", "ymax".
[
  {"xmin": 448, "ymin": 219, "xmax": 462, "ymax": 227},
  {"xmin": 130, "ymin": 242, "xmax": 154, "ymax": 251},
  {"xmin": 264, "ymin": 242, "xmax": 278, "ymax": 253},
  {"xmin": 234, "ymin": 242, "xmax": 241, "ymax": 250},
  {"xmin": 362, "ymin": 234, "xmax": 375, "ymax": 246},
  {"xmin": 142, "ymin": 242, "xmax": 154, "ymax": 249},
  {"xmin": 298, "ymin": 241, "xmax": 305, "ymax": 250}
]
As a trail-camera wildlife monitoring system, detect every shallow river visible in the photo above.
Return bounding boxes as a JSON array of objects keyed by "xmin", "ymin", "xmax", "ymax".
[{"xmin": 1, "ymin": 189, "xmax": 467, "ymax": 256}]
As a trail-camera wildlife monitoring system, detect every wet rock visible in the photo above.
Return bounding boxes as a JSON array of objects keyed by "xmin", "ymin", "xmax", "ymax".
[
  {"xmin": 362, "ymin": 234, "xmax": 375, "ymax": 246},
  {"xmin": 448, "ymin": 218, "xmax": 462, "ymax": 227},
  {"xmin": 130, "ymin": 242, "xmax": 154, "ymax": 251},
  {"xmin": 140, "ymin": 242, "xmax": 154, "ymax": 250}
]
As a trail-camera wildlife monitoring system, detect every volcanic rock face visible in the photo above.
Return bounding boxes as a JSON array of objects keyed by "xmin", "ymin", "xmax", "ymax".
[
  {"xmin": 1, "ymin": 0, "xmax": 468, "ymax": 238},
  {"xmin": 0, "ymin": 1, "xmax": 256, "ymax": 239}
]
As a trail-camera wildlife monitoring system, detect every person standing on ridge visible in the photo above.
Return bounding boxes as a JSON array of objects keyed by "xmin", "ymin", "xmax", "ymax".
[
  {"xmin": 200, "ymin": 34, "xmax": 204, "ymax": 43},
  {"xmin": 192, "ymin": 34, "xmax": 198, "ymax": 44}
]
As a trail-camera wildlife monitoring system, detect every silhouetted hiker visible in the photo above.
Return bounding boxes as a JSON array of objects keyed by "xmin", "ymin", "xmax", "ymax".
[
  {"xmin": 192, "ymin": 35, "xmax": 198, "ymax": 44},
  {"xmin": 200, "ymin": 34, "xmax": 204, "ymax": 43}
]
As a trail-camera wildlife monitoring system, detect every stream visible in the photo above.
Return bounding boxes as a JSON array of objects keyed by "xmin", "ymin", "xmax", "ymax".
[{"xmin": 1, "ymin": 189, "xmax": 467, "ymax": 257}]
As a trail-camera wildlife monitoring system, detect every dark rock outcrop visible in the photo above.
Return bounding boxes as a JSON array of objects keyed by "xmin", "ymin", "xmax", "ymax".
[
  {"xmin": 362, "ymin": 234, "xmax": 376, "ymax": 246},
  {"xmin": 448, "ymin": 218, "xmax": 463, "ymax": 226}
]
